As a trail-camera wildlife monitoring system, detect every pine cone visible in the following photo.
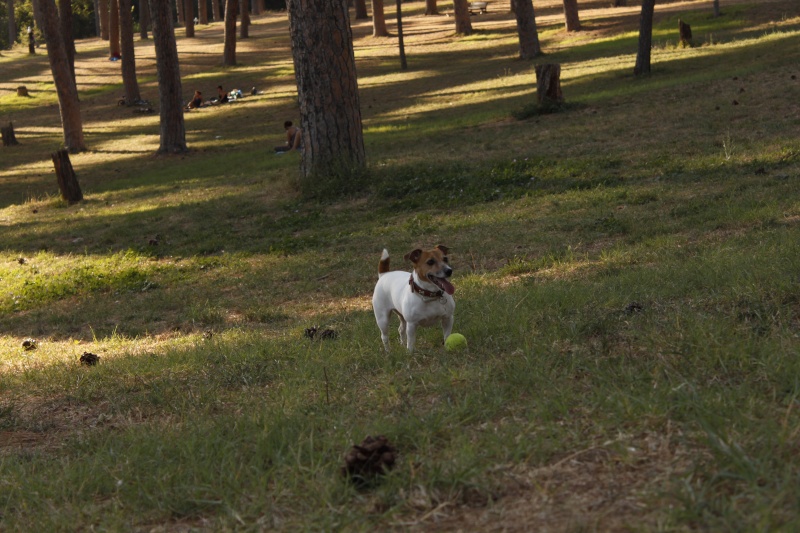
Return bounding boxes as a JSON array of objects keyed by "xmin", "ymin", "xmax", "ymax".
[
  {"xmin": 341, "ymin": 435, "xmax": 397, "ymax": 485},
  {"xmin": 80, "ymin": 352, "xmax": 100, "ymax": 366}
]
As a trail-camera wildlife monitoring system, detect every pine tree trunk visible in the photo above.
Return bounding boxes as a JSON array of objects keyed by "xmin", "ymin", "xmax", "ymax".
[
  {"xmin": 58, "ymin": 0, "xmax": 75, "ymax": 80},
  {"xmin": 119, "ymin": 0, "xmax": 140, "ymax": 103},
  {"xmin": 98, "ymin": 0, "xmax": 109, "ymax": 39},
  {"xmin": 713, "ymin": 0, "xmax": 720, "ymax": 17},
  {"xmin": 33, "ymin": 0, "xmax": 86, "ymax": 152},
  {"xmin": 184, "ymin": 0, "xmax": 195, "ymax": 37},
  {"xmin": 515, "ymin": 0, "xmax": 540, "ymax": 59},
  {"xmin": 1, "ymin": 122, "xmax": 19, "ymax": 146},
  {"xmin": 355, "ymin": 0, "xmax": 367, "ymax": 19},
  {"xmin": 52, "ymin": 149, "xmax": 83, "ymax": 203},
  {"xmin": 223, "ymin": 0, "xmax": 237, "ymax": 65},
  {"xmin": 148, "ymin": 0, "xmax": 187, "ymax": 153},
  {"xmin": 453, "ymin": 0, "xmax": 471, "ymax": 35},
  {"xmin": 199, "ymin": 0, "xmax": 208, "ymax": 23},
  {"xmin": 371, "ymin": 0, "xmax": 388, "ymax": 37},
  {"xmin": 8, "ymin": 0, "xmax": 16, "ymax": 49},
  {"xmin": 139, "ymin": 0, "xmax": 150, "ymax": 38},
  {"xmin": 240, "ymin": 0, "xmax": 250, "ymax": 39},
  {"xmin": 287, "ymin": 0, "xmax": 365, "ymax": 178},
  {"xmin": 212, "ymin": 0, "xmax": 221, "ymax": 22},
  {"xmin": 562, "ymin": 0, "xmax": 580, "ymax": 32},
  {"xmin": 396, "ymin": 0, "xmax": 406, "ymax": 69},
  {"xmin": 108, "ymin": 0, "xmax": 121, "ymax": 57},
  {"xmin": 634, "ymin": 0, "xmax": 655, "ymax": 75},
  {"xmin": 613, "ymin": 0, "xmax": 626, "ymax": 6},
  {"xmin": 176, "ymin": 0, "xmax": 183, "ymax": 24},
  {"xmin": 425, "ymin": 0, "xmax": 438, "ymax": 15}
]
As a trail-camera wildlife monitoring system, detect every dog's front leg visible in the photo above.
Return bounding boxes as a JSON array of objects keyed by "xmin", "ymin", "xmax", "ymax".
[
  {"xmin": 441, "ymin": 315, "xmax": 454, "ymax": 345},
  {"xmin": 405, "ymin": 322, "xmax": 418, "ymax": 352}
]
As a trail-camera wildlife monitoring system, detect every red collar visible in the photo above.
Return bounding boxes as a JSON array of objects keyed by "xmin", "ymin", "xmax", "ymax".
[{"xmin": 409, "ymin": 274, "xmax": 443, "ymax": 298}]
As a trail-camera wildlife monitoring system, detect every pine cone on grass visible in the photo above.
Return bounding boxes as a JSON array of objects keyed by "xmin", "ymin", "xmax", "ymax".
[
  {"xmin": 79, "ymin": 352, "xmax": 100, "ymax": 366},
  {"xmin": 341, "ymin": 435, "xmax": 398, "ymax": 487}
]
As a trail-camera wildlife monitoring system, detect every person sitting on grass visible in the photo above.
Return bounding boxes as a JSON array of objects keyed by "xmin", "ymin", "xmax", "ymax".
[
  {"xmin": 274, "ymin": 120, "xmax": 302, "ymax": 153},
  {"xmin": 187, "ymin": 90, "xmax": 203, "ymax": 109},
  {"xmin": 216, "ymin": 85, "xmax": 229, "ymax": 104}
]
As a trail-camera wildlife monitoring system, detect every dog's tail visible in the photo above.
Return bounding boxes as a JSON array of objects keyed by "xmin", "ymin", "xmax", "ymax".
[{"xmin": 378, "ymin": 249, "xmax": 390, "ymax": 278}]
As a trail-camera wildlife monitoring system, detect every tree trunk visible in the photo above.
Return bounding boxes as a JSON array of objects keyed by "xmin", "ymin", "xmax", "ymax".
[
  {"xmin": 613, "ymin": 0, "xmax": 626, "ymax": 6},
  {"xmin": 17, "ymin": 85, "xmax": 29, "ymax": 96},
  {"xmin": 535, "ymin": 63, "xmax": 563, "ymax": 105},
  {"xmin": 52, "ymin": 149, "xmax": 83, "ymax": 203},
  {"xmin": 7, "ymin": 0, "xmax": 16, "ymax": 49},
  {"xmin": 240, "ymin": 0, "xmax": 250, "ymax": 39},
  {"xmin": 108, "ymin": 0, "xmax": 121, "ymax": 58},
  {"xmin": 139, "ymin": 0, "xmax": 150, "ymax": 38},
  {"xmin": 212, "ymin": 0, "xmax": 221, "ymax": 22},
  {"xmin": 713, "ymin": 0, "xmax": 720, "ymax": 17},
  {"xmin": 199, "ymin": 0, "xmax": 208, "ymax": 23},
  {"xmin": 148, "ymin": 0, "xmax": 187, "ymax": 153},
  {"xmin": 453, "ymin": 0, "xmax": 471, "ymax": 36},
  {"xmin": 58, "ymin": 0, "xmax": 75, "ymax": 80},
  {"xmin": 119, "ymin": 0, "xmax": 140, "ymax": 103},
  {"xmin": 93, "ymin": 0, "xmax": 100, "ymax": 36},
  {"xmin": 27, "ymin": 27, "xmax": 35, "ymax": 53},
  {"xmin": 372, "ymin": 0, "xmax": 388, "ymax": 37},
  {"xmin": 562, "ymin": 0, "xmax": 580, "ymax": 32},
  {"xmin": 287, "ymin": 0, "xmax": 366, "ymax": 178},
  {"xmin": 396, "ymin": 0, "xmax": 406, "ymax": 69},
  {"xmin": 355, "ymin": 0, "xmax": 368, "ymax": 19},
  {"xmin": 509, "ymin": 0, "xmax": 516, "ymax": 14},
  {"xmin": 176, "ymin": 0, "xmax": 183, "ymax": 24},
  {"xmin": 98, "ymin": 0, "xmax": 109, "ymax": 39},
  {"xmin": 634, "ymin": 0, "xmax": 655, "ymax": 75},
  {"xmin": 515, "ymin": 0, "xmax": 540, "ymax": 59},
  {"xmin": 223, "ymin": 0, "xmax": 237, "ymax": 65},
  {"xmin": 679, "ymin": 18, "xmax": 692, "ymax": 47},
  {"xmin": 1, "ymin": 122, "xmax": 19, "ymax": 146},
  {"xmin": 33, "ymin": 0, "xmax": 86, "ymax": 152},
  {"xmin": 184, "ymin": 0, "xmax": 195, "ymax": 37},
  {"xmin": 425, "ymin": 0, "xmax": 438, "ymax": 15}
]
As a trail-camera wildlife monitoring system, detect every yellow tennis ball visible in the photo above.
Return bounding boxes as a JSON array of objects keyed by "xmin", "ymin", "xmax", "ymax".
[{"xmin": 445, "ymin": 333, "xmax": 467, "ymax": 351}]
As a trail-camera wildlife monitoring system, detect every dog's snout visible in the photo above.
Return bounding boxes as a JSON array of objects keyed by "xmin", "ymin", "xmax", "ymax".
[{"xmin": 444, "ymin": 266, "xmax": 453, "ymax": 277}]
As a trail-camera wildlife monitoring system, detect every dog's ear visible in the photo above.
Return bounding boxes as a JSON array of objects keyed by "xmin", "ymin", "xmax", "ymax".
[
  {"xmin": 404, "ymin": 249, "xmax": 423, "ymax": 263},
  {"xmin": 435, "ymin": 245, "xmax": 449, "ymax": 255}
]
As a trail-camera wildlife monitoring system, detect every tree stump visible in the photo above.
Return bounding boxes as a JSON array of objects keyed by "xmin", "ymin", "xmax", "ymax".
[
  {"xmin": 52, "ymin": 149, "xmax": 83, "ymax": 204},
  {"xmin": 1, "ymin": 123, "xmax": 19, "ymax": 146},
  {"xmin": 679, "ymin": 19, "xmax": 693, "ymax": 47},
  {"xmin": 17, "ymin": 86, "xmax": 29, "ymax": 97},
  {"xmin": 535, "ymin": 63, "xmax": 564, "ymax": 107}
]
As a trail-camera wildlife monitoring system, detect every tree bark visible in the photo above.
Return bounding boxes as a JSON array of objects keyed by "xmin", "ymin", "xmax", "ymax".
[
  {"xmin": 425, "ymin": 0, "xmax": 438, "ymax": 15},
  {"xmin": 535, "ymin": 63, "xmax": 563, "ymax": 105},
  {"xmin": 139, "ymin": 0, "xmax": 150, "ymax": 38},
  {"xmin": 8, "ymin": 0, "xmax": 16, "ymax": 49},
  {"xmin": 396, "ymin": 0, "xmax": 406, "ymax": 69},
  {"xmin": 98, "ymin": 0, "xmax": 109, "ymax": 39},
  {"xmin": 148, "ymin": 0, "xmax": 187, "ymax": 153},
  {"xmin": 613, "ymin": 0, "xmax": 626, "ymax": 6},
  {"xmin": 562, "ymin": 0, "xmax": 580, "ymax": 32},
  {"xmin": 1, "ymin": 122, "xmax": 19, "ymax": 146},
  {"xmin": 58, "ymin": 0, "xmax": 75, "ymax": 80},
  {"xmin": 240, "ymin": 0, "xmax": 250, "ymax": 39},
  {"xmin": 184, "ymin": 0, "xmax": 195, "ymax": 37},
  {"xmin": 176, "ymin": 0, "xmax": 183, "ymax": 24},
  {"xmin": 33, "ymin": 0, "xmax": 86, "ymax": 152},
  {"xmin": 371, "ymin": 0, "xmax": 388, "ymax": 37},
  {"xmin": 119, "ymin": 0, "xmax": 141, "ymax": 103},
  {"xmin": 453, "ymin": 0, "xmax": 471, "ymax": 36},
  {"xmin": 634, "ymin": 0, "xmax": 655, "ymax": 75},
  {"xmin": 223, "ymin": 0, "xmax": 237, "ymax": 65},
  {"xmin": 287, "ymin": 0, "xmax": 365, "ymax": 178},
  {"xmin": 108, "ymin": 0, "xmax": 121, "ymax": 58},
  {"xmin": 354, "ymin": 0, "xmax": 368, "ymax": 19},
  {"xmin": 199, "ymin": 0, "xmax": 208, "ymax": 23},
  {"xmin": 515, "ymin": 0, "xmax": 540, "ymax": 59},
  {"xmin": 212, "ymin": 0, "xmax": 221, "ymax": 22},
  {"xmin": 52, "ymin": 149, "xmax": 83, "ymax": 203},
  {"xmin": 713, "ymin": 0, "xmax": 720, "ymax": 17}
]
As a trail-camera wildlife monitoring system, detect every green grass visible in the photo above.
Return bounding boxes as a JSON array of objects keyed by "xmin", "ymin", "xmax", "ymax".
[{"xmin": 2, "ymin": 0, "xmax": 800, "ymax": 529}]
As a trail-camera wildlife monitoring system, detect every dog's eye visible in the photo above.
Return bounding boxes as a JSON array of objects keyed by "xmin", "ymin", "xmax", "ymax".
[{"xmin": 426, "ymin": 259, "xmax": 436, "ymax": 266}]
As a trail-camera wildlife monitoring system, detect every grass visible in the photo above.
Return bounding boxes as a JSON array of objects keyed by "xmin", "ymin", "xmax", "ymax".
[{"xmin": 2, "ymin": 0, "xmax": 800, "ymax": 529}]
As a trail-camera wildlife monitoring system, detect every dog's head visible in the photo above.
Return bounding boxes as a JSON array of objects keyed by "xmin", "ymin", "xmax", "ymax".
[{"xmin": 404, "ymin": 245, "xmax": 454, "ymax": 295}]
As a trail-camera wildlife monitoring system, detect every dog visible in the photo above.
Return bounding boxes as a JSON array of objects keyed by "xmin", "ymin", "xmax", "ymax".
[{"xmin": 372, "ymin": 245, "xmax": 455, "ymax": 352}]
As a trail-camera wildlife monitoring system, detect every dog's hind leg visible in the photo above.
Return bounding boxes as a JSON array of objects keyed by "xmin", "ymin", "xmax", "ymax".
[{"xmin": 375, "ymin": 310, "xmax": 392, "ymax": 351}]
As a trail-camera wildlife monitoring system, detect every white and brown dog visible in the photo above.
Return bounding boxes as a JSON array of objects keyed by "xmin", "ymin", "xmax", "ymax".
[{"xmin": 372, "ymin": 245, "xmax": 455, "ymax": 352}]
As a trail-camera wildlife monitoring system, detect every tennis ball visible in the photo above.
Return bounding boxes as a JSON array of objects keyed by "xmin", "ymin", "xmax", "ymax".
[{"xmin": 445, "ymin": 333, "xmax": 467, "ymax": 351}]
